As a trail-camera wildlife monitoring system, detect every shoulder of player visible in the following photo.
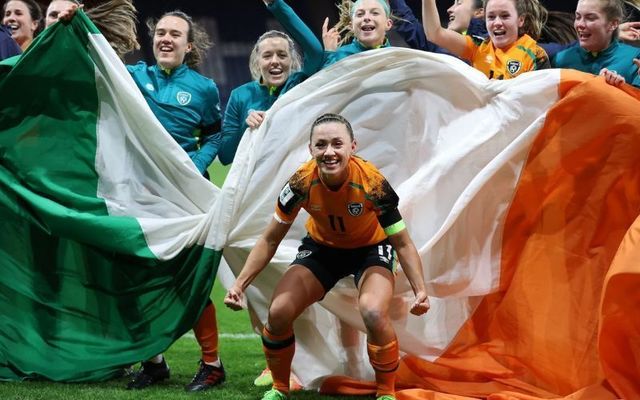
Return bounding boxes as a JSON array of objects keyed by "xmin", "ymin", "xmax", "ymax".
[
  {"xmin": 349, "ymin": 156, "xmax": 388, "ymax": 193},
  {"xmin": 178, "ymin": 67, "xmax": 219, "ymax": 92},
  {"xmin": 287, "ymin": 159, "xmax": 317, "ymax": 194}
]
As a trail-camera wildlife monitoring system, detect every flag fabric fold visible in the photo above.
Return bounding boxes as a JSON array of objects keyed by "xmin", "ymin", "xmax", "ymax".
[{"xmin": 219, "ymin": 50, "xmax": 640, "ymax": 399}]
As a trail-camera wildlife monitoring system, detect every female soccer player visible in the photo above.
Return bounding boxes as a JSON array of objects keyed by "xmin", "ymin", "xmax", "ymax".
[
  {"xmin": 421, "ymin": 0, "xmax": 550, "ymax": 79},
  {"xmin": 225, "ymin": 113, "xmax": 430, "ymax": 400},
  {"xmin": 51, "ymin": 2, "xmax": 225, "ymax": 391},
  {"xmin": 2, "ymin": 0, "xmax": 41, "ymax": 50},
  {"xmin": 217, "ymin": 0, "xmax": 323, "ymax": 165},
  {"xmin": 552, "ymin": 0, "xmax": 640, "ymax": 87},
  {"xmin": 322, "ymin": 0, "xmax": 395, "ymax": 68}
]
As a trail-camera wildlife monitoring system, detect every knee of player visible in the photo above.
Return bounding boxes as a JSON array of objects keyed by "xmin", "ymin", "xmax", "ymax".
[
  {"xmin": 358, "ymin": 305, "xmax": 389, "ymax": 330},
  {"xmin": 266, "ymin": 304, "xmax": 295, "ymax": 333}
]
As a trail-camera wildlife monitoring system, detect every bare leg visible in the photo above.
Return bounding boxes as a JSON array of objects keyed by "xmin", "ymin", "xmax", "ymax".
[
  {"xmin": 263, "ymin": 265, "xmax": 325, "ymax": 394},
  {"xmin": 358, "ymin": 266, "xmax": 398, "ymax": 397}
]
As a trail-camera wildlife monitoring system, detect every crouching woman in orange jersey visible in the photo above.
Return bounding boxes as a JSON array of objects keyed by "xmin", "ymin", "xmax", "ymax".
[{"xmin": 224, "ymin": 113, "xmax": 430, "ymax": 400}]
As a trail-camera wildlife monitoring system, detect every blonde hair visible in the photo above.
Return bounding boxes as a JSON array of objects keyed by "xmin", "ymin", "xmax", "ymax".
[
  {"xmin": 333, "ymin": 0, "xmax": 393, "ymax": 46},
  {"xmin": 146, "ymin": 10, "xmax": 211, "ymax": 69},
  {"xmin": 248, "ymin": 30, "xmax": 301, "ymax": 83}
]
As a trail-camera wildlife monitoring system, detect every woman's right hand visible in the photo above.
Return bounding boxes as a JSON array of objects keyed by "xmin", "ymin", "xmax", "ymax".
[
  {"xmin": 246, "ymin": 110, "xmax": 266, "ymax": 129},
  {"xmin": 619, "ymin": 21, "xmax": 640, "ymax": 44},
  {"xmin": 322, "ymin": 17, "xmax": 340, "ymax": 51},
  {"xmin": 224, "ymin": 285, "xmax": 245, "ymax": 311},
  {"xmin": 58, "ymin": 2, "xmax": 82, "ymax": 22}
]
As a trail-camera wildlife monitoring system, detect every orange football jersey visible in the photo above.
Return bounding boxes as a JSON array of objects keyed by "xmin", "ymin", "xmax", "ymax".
[
  {"xmin": 275, "ymin": 156, "xmax": 400, "ymax": 249},
  {"xmin": 462, "ymin": 34, "xmax": 550, "ymax": 80}
]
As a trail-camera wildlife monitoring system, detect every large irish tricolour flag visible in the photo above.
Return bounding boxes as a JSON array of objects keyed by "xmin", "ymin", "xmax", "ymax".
[
  {"xmin": 2, "ymin": 11, "xmax": 640, "ymax": 399},
  {"xmin": 0, "ymin": 12, "xmax": 222, "ymax": 381}
]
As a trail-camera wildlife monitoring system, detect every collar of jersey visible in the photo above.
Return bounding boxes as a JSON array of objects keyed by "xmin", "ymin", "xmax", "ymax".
[
  {"xmin": 354, "ymin": 37, "xmax": 390, "ymax": 51},
  {"xmin": 157, "ymin": 63, "xmax": 188, "ymax": 76}
]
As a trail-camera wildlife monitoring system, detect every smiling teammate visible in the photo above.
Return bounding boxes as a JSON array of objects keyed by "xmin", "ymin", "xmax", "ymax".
[
  {"xmin": 322, "ymin": 0, "xmax": 395, "ymax": 68},
  {"xmin": 552, "ymin": 0, "xmax": 640, "ymax": 87},
  {"xmin": 422, "ymin": 0, "xmax": 550, "ymax": 79},
  {"xmin": 217, "ymin": 0, "xmax": 323, "ymax": 165}
]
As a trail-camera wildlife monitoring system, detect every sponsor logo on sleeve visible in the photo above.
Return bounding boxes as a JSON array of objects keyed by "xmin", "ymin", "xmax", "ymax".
[{"xmin": 279, "ymin": 183, "xmax": 294, "ymax": 206}]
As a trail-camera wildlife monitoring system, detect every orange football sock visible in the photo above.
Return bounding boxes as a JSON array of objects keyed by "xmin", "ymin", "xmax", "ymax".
[
  {"xmin": 262, "ymin": 326, "xmax": 295, "ymax": 394},
  {"xmin": 193, "ymin": 301, "xmax": 219, "ymax": 364},
  {"xmin": 367, "ymin": 339, "xmax": 399, "ymax": 397}
]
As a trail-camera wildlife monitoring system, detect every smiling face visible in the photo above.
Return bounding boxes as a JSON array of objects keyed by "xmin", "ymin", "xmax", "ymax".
[
  {"xmin": 574, "ymin": 0, "xmax": 618, "ymax": 52},
  {"xmin": 152, "ymin": 15, "xmax": 192, "ymax": 70},
  {"xmin": 447, "ymin": 0, "xmax": 476, "ymax": 33},
  {"xmin": 257, "ymin": 36, "xmax": 292, "ymax": 88},
  {"xmin": 45, "ymin": 0, "xmax": 73, "ymax": 28},
  {"xmin": 2, "ymin": 0, "xmax": 38, "ymax": 48},
  {"xmin": 351, "ymin": 0, "xmax": 393, "ymax": 48},
  {"xmin": 484, "ymin": 0, "xmax": 524, "ymax": 50},
  {"xmin": 309, "ymin": 121, "xmax": 356, "ymax": 188}
]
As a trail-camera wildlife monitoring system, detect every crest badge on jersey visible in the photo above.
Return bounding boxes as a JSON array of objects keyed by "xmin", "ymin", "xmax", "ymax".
[
  {"xmin": 145, "ymin": 83, "xmax": 155, "ymax": 92},
  {"xmin": 507, "ymin": 60, "xmax": 522, "ymax": 76},
  {"xmin": 347, "ymin": 202, "xmax": 363, "ymax": 216},
  {"xmin": 176, "ymin": 91, "xmax": 192, "ymax": 106}
]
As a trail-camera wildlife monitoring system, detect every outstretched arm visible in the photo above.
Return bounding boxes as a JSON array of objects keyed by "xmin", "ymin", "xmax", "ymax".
[
  {"xmin": 422, "ymin": 0, "xmax": 467, "ymax": 58},
  {"xmin": 224, "ymin": 217, "xmax": 291, "ymax": 310},
  {"xmin": 264, "ymin": 0, "xmax": 324, "ymax": 76},
  {"xmin": 388, "ymin": 229, "xmax": 430, "ymax": 316}
]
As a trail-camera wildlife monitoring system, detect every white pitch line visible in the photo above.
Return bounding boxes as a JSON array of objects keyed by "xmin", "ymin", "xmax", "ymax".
[{"xmin": 182, "ymin": 332, "xmax": 259, "ymax": 340}]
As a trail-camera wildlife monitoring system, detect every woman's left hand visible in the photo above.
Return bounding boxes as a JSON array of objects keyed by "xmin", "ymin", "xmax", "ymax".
[
  {"xmin": 410, "ymin": 291, "xmax": 430, "ymax": 316},
  {"xmin": 600, "ymin": 68, "xmax": 626, "ymax": 87}
]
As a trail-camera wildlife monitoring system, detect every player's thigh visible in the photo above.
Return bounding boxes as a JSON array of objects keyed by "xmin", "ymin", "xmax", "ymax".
[{"xmin": 268, "ymin": 265, "xmax": 325, "ymax": 325}]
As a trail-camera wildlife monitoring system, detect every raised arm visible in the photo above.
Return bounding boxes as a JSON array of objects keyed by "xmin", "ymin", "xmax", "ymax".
[
  {"xmin": 224, "ymin": 217, "xmax": 292, "ymax": 310},
  {"xmin": 422, "ymin": 0, "xmax": 468, "ymax": 58},
  {"xmin": 264, "ymin": 0, "xmax": 324, "ymax": 76},
  {"xmin": 390, "ymin": 0, "xmax": 440, "ymax": 52}
]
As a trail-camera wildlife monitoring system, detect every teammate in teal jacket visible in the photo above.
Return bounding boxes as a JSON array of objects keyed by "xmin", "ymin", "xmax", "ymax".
[
  {"xmin": 217, "ymin": 0, "xmax": 323, "ymax": 165},
  {"xmin": 553, "ymin": 39, "xmax": 640, "ymax": 87},
  {"xmin": 321, "ymin": 0, "xmax": 393, "ymax": 68},
  {"xmin": 552, "ymin": 0, "xmax": 640, "ymax": 88},
  {"xmin": 127, "ymin": 62, "xmax": 222, "ymax": 174}
]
